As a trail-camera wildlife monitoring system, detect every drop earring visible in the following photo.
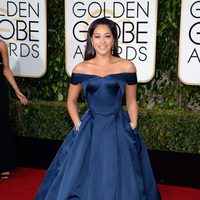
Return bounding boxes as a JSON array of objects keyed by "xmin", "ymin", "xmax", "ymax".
[{"xmin": 91, "ymin": 46, "xmax": 95, "ymax": 56}]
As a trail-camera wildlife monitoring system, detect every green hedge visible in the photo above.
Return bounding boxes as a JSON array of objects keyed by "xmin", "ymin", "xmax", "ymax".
[{"xmin": 10, "ymin": 100, "xmax": 200, "ymax": 154}]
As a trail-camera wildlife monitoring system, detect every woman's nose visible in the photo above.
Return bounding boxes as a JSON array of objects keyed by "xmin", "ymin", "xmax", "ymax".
[{"xmin": 100, "ymin": 37, "xmax": 105, "ymax": 43}]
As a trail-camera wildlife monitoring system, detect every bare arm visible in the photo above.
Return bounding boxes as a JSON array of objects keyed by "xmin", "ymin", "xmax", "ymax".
[
  {"xmin": 0, "ymin": 41, "xmax": 29, "ymax": 105},
  {"xmin": 124, "ymin": 60, "xmax": 138, "ymax": 130},
  {"xmin": 66, "ymin": 83, "xmax": 82, "ymax": 125},
  {"xmin": 67, "ymin": 62, "xmax": 88, "ymax": 126},
  {"xmin": 126, "ymin": 84, "xmax": 138, "ymax": 130}
]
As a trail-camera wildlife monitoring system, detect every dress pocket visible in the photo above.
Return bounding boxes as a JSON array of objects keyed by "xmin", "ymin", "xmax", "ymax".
[{"xmin": 124, "ymin": 119, "xmax": 133, "ymax": 132}]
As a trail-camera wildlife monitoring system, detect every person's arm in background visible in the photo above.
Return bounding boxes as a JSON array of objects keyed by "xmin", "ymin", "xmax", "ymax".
[{"xmin": 0, "ymin": 40, "xmax": 29, "ymax": 105}]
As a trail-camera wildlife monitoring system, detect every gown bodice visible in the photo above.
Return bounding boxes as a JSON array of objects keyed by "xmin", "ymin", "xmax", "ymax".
[{"xmin": 70, "ymin": 72, "xmax": 137, "ymax": 114}]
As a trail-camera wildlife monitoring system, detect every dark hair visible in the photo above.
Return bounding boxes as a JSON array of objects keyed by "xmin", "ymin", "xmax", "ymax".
[{"xmin": 84, "ymin": 17, "xmax": 120, "ymax": 61}]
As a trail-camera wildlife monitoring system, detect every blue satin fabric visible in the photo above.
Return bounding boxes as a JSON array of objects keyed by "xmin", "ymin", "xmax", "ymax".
[{"xmin": 35, "ymin": 73, "xmax": 161, "ymax": 200}]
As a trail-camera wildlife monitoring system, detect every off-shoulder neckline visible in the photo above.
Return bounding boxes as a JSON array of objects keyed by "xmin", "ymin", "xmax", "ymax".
[{"xmin": 71, "ymin": 72, "xmax": 136, "ymax": 78}]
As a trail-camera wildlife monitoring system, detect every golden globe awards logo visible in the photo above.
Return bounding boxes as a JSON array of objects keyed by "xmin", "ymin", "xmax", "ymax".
[
  {"xmin": 179, "ymin": 0, "xmax": 200, "ymax": 85},
  {"xmin": 65, "ymin": 0, "xmax": 158, "ymax": 83},
  {"xmin": 0, "ymin": 0, "xmax": 47, "ymax": 77},
  {"xmin": 188, "ymin": 2, "xmax": 200, "ymax": 63}
]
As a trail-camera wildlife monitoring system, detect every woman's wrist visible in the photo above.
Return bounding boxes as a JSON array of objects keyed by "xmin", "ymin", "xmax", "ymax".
[
  {"xmin": 129, "ymin": 121, "xmax": 137, "ymax": 130},
  {"xmin": 14, "ymin": 88, "xmax": 20, "ymax": 94},
  {"xmin": 74, "ymin": 120, "xmax": 82, "ymax": 132}
]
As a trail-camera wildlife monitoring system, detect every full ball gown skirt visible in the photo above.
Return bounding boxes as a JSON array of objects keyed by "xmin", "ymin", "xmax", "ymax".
[
  {"xmin": 0, "ymin": 53, "xmax": 16, "ymax": 173},
  {"xmin": 35, "ymin": 72, "xmax": 161, "ymax": 200}
]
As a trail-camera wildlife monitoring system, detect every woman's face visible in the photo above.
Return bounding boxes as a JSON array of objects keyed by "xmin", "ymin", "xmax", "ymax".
[{"xmin": 91, "ymin": 24, "xmax": 114, "ymax": 56}]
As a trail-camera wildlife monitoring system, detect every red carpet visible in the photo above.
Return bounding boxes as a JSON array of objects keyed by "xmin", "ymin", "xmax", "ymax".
[
  {"xmin": 0, "ymin": 167, "xmax": 200, "ymax": 200},
  {"xmin": 0, "ymin": 168, "xmax": 45, "ymax": 200}
]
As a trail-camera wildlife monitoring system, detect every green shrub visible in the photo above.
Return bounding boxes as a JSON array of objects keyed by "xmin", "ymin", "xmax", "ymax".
[{"xmin": 10, "ymin": 100, "xmax": 200, "ymax": 154}]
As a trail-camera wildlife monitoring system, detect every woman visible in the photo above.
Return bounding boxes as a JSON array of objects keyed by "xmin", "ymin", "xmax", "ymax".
[
  {"xmin": 35, "ymin": 18, "xmax": 161, "ymax": 199},
  {"xmin": 0, "ymin": 39, "xmax": 29, "ymax": 179}
]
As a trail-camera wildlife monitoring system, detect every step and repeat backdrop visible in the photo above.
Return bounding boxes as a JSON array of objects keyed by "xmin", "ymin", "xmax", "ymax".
[
  {"xmin": 0, "ymin": 0, "xmax": 200, "ymax": 85},
  {"xmin": 65, "ymin": 0, "xmax": 158, "ymax": 83},
  {"xmin": 178, "ymin": 0, "xmax": 200, "ymax": 85},
  {"xmin": 0, "ymin": 0, "xmax": 47, "ymax": 77}
]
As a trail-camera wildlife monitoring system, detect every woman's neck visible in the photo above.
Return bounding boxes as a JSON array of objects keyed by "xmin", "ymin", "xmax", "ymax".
[{"xmin": 93, "ymin": 54, "xmax": 114, "ymax": 64}]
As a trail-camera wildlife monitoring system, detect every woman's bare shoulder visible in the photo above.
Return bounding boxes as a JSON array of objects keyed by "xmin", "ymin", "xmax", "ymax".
[
  {"xmin": 72, "ymin": 61, "xmax": 90, "ymax": 73},
  {"xmin": 117, "ymin": 58, "xmax": 136, "ymax": 73}
]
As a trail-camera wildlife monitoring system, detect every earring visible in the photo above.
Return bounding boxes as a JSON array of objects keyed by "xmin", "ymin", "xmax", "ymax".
[
  {"xmin": 91, "ymin": 46, "xmax": 95, "ymax": 56},
  {"xmin": 111, "ymin": 46, "xmax": 114, "ymax": 54}
]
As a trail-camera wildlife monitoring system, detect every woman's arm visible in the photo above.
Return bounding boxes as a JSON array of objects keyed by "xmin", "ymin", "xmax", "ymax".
[
  {"xmin": 67, "ymin": 83, "xmax": 82, "ymax": 126},
  {"xmin": 125, "ymin": 84, "xmax": 138, "ymax": 130},
  {"xmin": 0, "ymin": 40, "xmax": 29, "ymax": 105},
  {"xmin": 123, "ymin": 60, "xmax": 138, "ymax": 130},
  {"xmin": 67, "ymin": 62, "xmax": 87, "ymax": 129}
]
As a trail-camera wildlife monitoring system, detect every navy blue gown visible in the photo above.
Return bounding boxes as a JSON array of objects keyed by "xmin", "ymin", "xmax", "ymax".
[{"xmin": 35, "ymin": 72, "xmax": 161, "ymax": 200}]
